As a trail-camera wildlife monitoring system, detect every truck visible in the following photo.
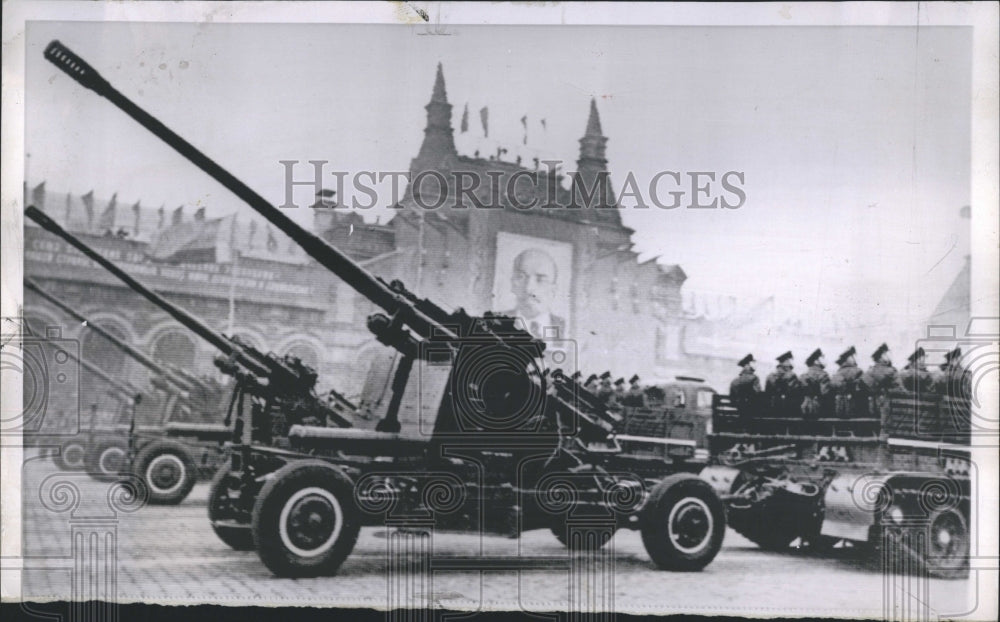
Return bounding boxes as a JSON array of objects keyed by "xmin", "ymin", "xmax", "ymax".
[{"xmin": 700, "ymin": 379, "xmax": 975, "ymax": 579}]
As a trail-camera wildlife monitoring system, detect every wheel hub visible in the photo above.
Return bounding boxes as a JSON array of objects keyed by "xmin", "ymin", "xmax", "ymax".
[
  {"xmin": 288, "ymin": 497, "xmax": 336, "ymax": 550},
  {"xmin": 668, "ymin": 497, "xmax": 714, "ymax": 554}
]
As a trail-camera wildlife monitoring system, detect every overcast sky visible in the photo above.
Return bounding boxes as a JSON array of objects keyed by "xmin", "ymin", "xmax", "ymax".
[{"xmin": 25, "ymin": 22, "xmax": 972, "ymax": 337}]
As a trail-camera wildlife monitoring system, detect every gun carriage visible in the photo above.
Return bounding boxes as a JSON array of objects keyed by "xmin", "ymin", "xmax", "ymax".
[
  {"xmin": 40, "ymin": 40, "xmax": 728, "ymax": 576},
  {"xmin": 701, "ymin": 388, "xmax": 973, "ymax": 578},
  {"xmin": 26, "ymin": 209, "xmax": 356, "ymax": 504}
]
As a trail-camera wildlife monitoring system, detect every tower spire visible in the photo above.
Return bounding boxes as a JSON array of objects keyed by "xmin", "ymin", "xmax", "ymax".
[
  {"xmin": 414, "ymin": 62, "xmax": 457, "ymax": 167},
  {"xmin": 573, "ymin": 98, "xmax": 616, "ymax": 215}
]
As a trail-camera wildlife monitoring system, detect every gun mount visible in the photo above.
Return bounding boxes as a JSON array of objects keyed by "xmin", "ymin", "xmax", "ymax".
[{"xmin": 42, "ymin": 40, "xmax": 726, "ymax": 574}]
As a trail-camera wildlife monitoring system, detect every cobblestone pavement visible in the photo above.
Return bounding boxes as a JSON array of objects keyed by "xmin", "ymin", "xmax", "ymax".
[{"xmin": 16, "ymin": 451, "xmax": 979, "ymax": 618}]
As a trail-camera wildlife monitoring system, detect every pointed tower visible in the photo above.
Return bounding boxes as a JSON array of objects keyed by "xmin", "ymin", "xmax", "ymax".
[
  {"xmin": 412, "ymin": 63, "xmax": 457, "ymax": 171},
  {"xmin": 572, "ymin": 98, "xmax": 616, "ymax": 215}
]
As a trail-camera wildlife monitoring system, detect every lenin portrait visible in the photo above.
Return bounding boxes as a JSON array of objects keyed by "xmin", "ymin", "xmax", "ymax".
[{"xmin": 493, "ymin": 232, "xmax": 572, "ymax": 339}]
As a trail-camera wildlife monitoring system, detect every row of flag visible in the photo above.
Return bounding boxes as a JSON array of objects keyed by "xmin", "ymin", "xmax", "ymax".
[
  {"xmin": 458, "ymin": 103, "xmax": 546, "ymax": 145},
  {"xmin": 29, "ymin": 182, "xmax": 282, "ymax": 263}
]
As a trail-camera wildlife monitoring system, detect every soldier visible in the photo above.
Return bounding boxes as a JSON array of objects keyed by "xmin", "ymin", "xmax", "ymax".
[
  {"xmin": 583, "ymin": 373, "xmax": 599, "ymax": 394},
  {"xmin": 609, "ymin": 377, "xmax": 627, "ymax": 409},
  {"xmin": 937, "ymin": 347, "xmax": 972, "ymax": 399},
  {"xmin": 862, "ymin": 343, "xmax": 898, "ymax": 414},
  {"xmin": 595, "ymin": 371, "xmax": 614, "ymax": 405},
  {"xmin": 900, "ymin": 347, "xmax": 935, "ymax": 394},
  {"xmin": 830, "ymin": 346, "xmax": 866, "ymax": 417},
  {"xmin": 765, "ymin": 351, "xmax": 801, "ymax": 417},
  {"xmin": 623, "ymin": 374, "xmax": 649, "ymax": 407},
  {"xmin": 799, "ymin": 348, "xmax": 831, "ymax": 419},
  {"xmin": 730, "ymin": 353, "xmax": 762, "ymax": 419}
]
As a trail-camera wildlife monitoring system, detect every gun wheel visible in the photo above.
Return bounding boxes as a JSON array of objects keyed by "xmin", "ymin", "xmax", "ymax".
[
  {"xmin": 252, "ymin": 461, "xmax": 360, "ymax": 578},
  {"xmin": 641, "ymin": 473, "xmax": 726, "ymax": 571},
  {"xmin": 55, "ymin": 440, "xmax": 86, "ymax": 471},
  {"xmin": 132, "ymin": 439, "xmax": 197, "ymax": 505},
  {"xmin": 208, "ymin": 466, "xmax": 254, "ymax": 551},
  {"xmin": 86, "ymin": 441, "xmax": 128, "ymax": 482},
  {"xmin": 925, "ymin": 508, "xmax": 969, "ymax": 579}
]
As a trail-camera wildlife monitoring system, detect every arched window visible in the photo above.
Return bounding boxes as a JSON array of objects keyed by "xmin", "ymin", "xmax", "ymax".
[{"xmin": 151, "ymin": 331, "xmax": 196, "ymax": 369}]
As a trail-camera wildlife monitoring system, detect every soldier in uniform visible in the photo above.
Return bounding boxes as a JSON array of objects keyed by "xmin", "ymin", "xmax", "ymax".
[
  {"xmin": 765, "ymin": 351, "xmax": 801, "ymax": 417},
  {"xmin": 583, "ymin": 373, "xmax": 599, "ymax": 394},
  {"xmin": 899, "ymin": 347, "xmax": 935, "ymax": 394},
  {"xmin": 595, "ymin": 371, "xmax": 614, "ymax": 405},
  {"xmin": 862, "ymin": 343, "xmax": 898, "ymax": 416},
  {"xmin": 799, "ymin": 348, "xmax": 831, "ymax": 419},
  {"xmin": 937, "ymin": 347, "xmax": 972, "ymax": 399},
  {"xmin": 730, "ymin": 353, "xmax": 762, "ymax": 419},
  {"xmin": 623, "ymin": 374, "xmax": 648, "ymax": 407},
  {"xmin": 830, "ymin": 346, "xmax": 866, "ymax": 417},
  {"xmin": 609, "ymin": 377, "xmax": 627, "ymax": 409}
]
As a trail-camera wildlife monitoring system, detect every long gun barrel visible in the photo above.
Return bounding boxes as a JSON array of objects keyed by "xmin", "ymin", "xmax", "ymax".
[
  {"xmin": 59, "ymin": 341, "xmax": 140, "ymax": 400},
  {"xmin": 25, "ymin": 205, "xmax": 354, "ymax": 428},
  {"xmin": 41, "ymin": 40, "xmax": 532, "ymax": 353},
  {"xmin": 25, "ymin": 277, "xmax": 197, "ymax": 394}
]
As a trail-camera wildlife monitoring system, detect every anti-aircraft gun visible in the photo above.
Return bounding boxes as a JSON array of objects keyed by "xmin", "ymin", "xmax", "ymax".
[
  {"xmin": 25, "ymin": 277, "xmax": 228, "ymax": 482},
  {"xmin": 41, "ymin": 40, "xmax": 726, "ymax": 576},
  {"xmin": 26, "ymin": 206, "xmax": 358, "ymax": 503}
]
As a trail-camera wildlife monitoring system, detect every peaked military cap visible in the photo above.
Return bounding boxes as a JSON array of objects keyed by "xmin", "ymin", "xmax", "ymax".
[
  {"xmin": 629, "ymin": 374, "xmax": 640, "ymax": 384},
  {"xmin": 614, "ymin": 377, "xmax": 625, "ymax": 386},
  {"xmin": 836, "ymin": 346, "xmax": 857, "ymax": 365},
  {"xmin": 571, "ymin": 371, "xmax": 582, "ymax": 380},
  {"xmin": 738, "ymin": 353, "xmax": 755, "ymax": 367},
  {"xmin": 585, "ymin": 373, "xmax": 599, "ymax": 385},
  {"xmin": 599, "ymin": 371, "xmax": 611, "ymax": 380},
  {"xmin": 776, "ymin": 351, "xmax": 794, "ymax": 363},
  {"xmin": 806, "ymin": 348, "xmax": 823, "ymax": 366},
  {"xmin": 944, "ymin": 347, "xmax": 962, "ymax": 361},
  {"xmin": 907, "ymin": 347, "xmax": 926, "ymax": 362},
  {"xmin": 872, "ymin": 343, "xmax": 889, "ymax": 361}
]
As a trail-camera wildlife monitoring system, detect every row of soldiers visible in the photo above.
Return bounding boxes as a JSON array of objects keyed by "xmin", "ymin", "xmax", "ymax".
[
  {"xmin": 730, "ymin": 343, "xmax": 972, "ymax": 418},
  {"xmin": 563, "ymin": 370, "xmax": 650, "ymax": 409}
]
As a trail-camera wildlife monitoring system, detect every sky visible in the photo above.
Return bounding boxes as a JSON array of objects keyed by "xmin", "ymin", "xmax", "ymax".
[{"xmin": 24, "ymin": 21, "xmax": 973, "ymax": 339}]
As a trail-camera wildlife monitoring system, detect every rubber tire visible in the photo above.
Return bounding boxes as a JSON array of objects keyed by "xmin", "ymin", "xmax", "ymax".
[
  {"xmin": 923, "ymin": 508, "xmax": 970, "ymax": 580},
  {"xmin": 641, "ymin": 473, "xmax": 726, "ymax": 571},
  {"xmin": 208, "ymin": 466, "xmax": 255, "ymax": 551},
  {"xmin": 85, "ymin": 440, "xmax": 129, "ymax": 482},
  {"xmin": 55, "ymin": 439, "xmax": 87, "ymax": 471},
  {"xmin": 551, "ymin": 525, "xmax": 618, "ymax": 549},
  {"xmin": 251, "ymin": 461, "xmax": 360, "ymax": 578},
  {"xmin": 132, "ymin": 439, "xmax": 198, "ymax": 505}
]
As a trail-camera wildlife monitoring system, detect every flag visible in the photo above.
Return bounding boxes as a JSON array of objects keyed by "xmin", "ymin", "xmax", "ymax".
[
  {"xmin": 460, "ymin": 103, "xmax": 469, "ymax": 133},
  {"xmin": 82, "ymin": 191, "xmax": 95, "ymax": 228},
  {"xmin": 97, "ymin": 193, "xmax": 117, "ymax": 231},
  {"xmin": 157, "ymin": 205, "xmax": 165, "ymax": 229},
  {"xmin": 540, "ymin": 118, "xmax": 547, "ymax": 131},
  {"xmin": 479, "ymin": 106, "xmax": 489, "ymax": 137},
  {"xmin": 172, "ymin": 206, "xmax": 184, "ymax": 225},
  {"xmin": 248, "ymin": 219, "xmax": 258, "ymax": 248},
  {"xmin": 148, "ymin": 214, "xmax": 236, "ymax": 264},
  {"xmin": 521, "ymin": 115, "xmax": 528, "ymax": 145},
  {"xmin": 32, "ymin": 182, "xmax": 46, "ymax": 208},
  {"xmin": 266, "ymin": 226, "xmax": 278, "ymax": 252},
  {"xmin": 132, "ymin": 201, "xmax": 142, "ymax": 235},
  {"xmin": 194, "ymin": 207, "xmax": 206, "ymax": 221}
]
